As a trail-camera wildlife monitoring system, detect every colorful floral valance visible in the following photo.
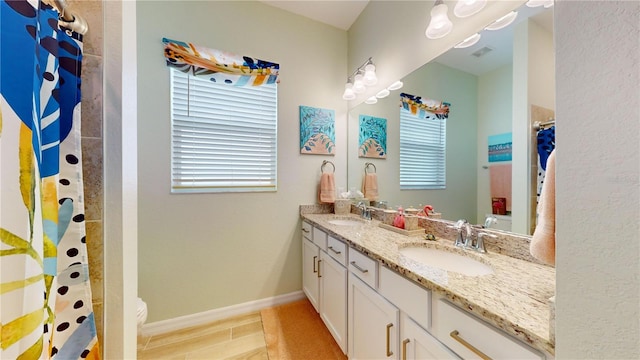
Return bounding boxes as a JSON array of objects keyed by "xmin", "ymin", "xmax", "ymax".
[
  {"xmin": 400, "ymin": 93, "xmax": 450, "ymax": 120},
  {"xmin": 163, "ymin": 37, "xmax": 280, "ymax": 86}
]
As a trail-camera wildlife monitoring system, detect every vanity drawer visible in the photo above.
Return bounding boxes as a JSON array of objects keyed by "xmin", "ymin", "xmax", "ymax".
[
  {"xmin": 312, "ymin": 227, "xmax": 327, "ymax": 250},
  {"xmin": 379, "ymin": 266, "xmax": 431, "ymax": 330},
  {"xmin": 301, "ymin": 221, "xmax": 313, "ymax": 241},
  {"xmin": 348, "ymin": 248, "xmax": 378, "ymax": 289},
  {"xmin": 435, "ymin": 299, "xmax": 544, "ymax": 360},
  {"xmin": 327, "ymin": 236, "xmax": 347, "ymax": 266}
]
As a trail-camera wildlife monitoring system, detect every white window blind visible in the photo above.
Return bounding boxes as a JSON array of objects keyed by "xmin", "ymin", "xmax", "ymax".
[
  {"xmin": 170, "ymin": 68, "xmax": 278, "ymax": 193},
  {"xmin": 399, "ymin": 109, "xmax": 446, "ymax": 189}
]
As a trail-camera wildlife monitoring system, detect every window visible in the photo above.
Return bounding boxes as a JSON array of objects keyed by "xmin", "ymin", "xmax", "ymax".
[
  {"xmin": 399, "ymin": 109, "xmax": 446, "ymax": 189},
  {"xmin": 170, "ymin": 68, "xmax": 278, "ymax": 193}
]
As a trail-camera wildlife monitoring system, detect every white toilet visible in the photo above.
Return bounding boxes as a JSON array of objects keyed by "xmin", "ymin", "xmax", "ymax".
[{"xmin": 137, "ymin": 297, "xmax": 148, "ymax": 335}]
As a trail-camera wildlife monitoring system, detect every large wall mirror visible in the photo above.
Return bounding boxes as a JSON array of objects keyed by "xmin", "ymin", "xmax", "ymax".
[{"xmin": 347, "ymin": 3, "xmax": 554, "ymax": 236}]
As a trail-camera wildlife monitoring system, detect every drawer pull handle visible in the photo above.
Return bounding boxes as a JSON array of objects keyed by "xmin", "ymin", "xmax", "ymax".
[
  {"xmin": 328, "ymin": 246, "xmax": 342, "ymax": 255},
  {"xmin": 386, "ymin": 323, "xmax": 394, "ymax": 357},
  {"xmin": 402, "ymin": 339, "xmax": 410, "ymax": 360},
  {"xmin": 313, "ymin": 256, "xmax": 318, "ymax": 273},
  {"xmin": 450, "ymin": 330, "xmax": 492, "ymax": 360},
  {"xmin": 317, "ymin": 259, "xmax": 322, "ymax": 278},
  {"xmin": 302, "ymin": 228, "xmax": 310, "ymax": 233},
  {"xmin": 350, "ymin": 261, "xmax": 369, "ymax": 273}
]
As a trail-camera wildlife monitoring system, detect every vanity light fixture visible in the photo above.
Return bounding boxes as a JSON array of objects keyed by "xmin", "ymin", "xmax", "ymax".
[
  {"xmin": 342, "ymin": 57, "xmax": 378, "ymax": 100},
  {"xmin": 425, "ymin": 0, "xmax": 453, "ymax": 39},
  {"xmin": 454, "ymin": 32, "xmax": 481, "ymax": 48},
  {"xmin": 454, "ymin": 0, "xmax": 487, "ymax": 18},
  {"xmin": 365, "ymin": 96, "xmax": 378, "ymax": 105},
  {"xmin": 342, "ymin": 83, "xmax": 356, "ymax": 100},
  {"xmin": 484, "ymin": 11, "xmax": 518, "ymax": 31}
]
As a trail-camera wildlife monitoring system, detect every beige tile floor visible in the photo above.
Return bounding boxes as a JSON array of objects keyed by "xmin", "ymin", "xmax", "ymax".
[{"xmin": 137, "ymin": 311, "xmax": 268, "ymax": 360}]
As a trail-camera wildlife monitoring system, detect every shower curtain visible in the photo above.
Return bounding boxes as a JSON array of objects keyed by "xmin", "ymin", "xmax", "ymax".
[
  {"xmin": 1, "ymin": 1, "xmax": 101, "ymax": 359},
  {"xmin": 536, "ymin": 126, "xmax": 555, "ymax": 205}
]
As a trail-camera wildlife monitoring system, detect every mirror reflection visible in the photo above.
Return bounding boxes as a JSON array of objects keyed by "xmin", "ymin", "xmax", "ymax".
[{"xmin": 347, "ymin": 4, "xmax": 554, "ymax": 235}]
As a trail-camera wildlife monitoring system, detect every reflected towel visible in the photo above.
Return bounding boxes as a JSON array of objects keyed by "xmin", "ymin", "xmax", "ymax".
[
  {"xmin": 531, "ymin": 149, "xmax": 555, "ymax": 266},
  {"xmin": 489, "ymin": 164, "xmax": 512, "ymax": 212},
  {"xmin": 362, "ymin": 173, "xmax": 379, "ymax": 201},
  {"xmin": 318, "ymin": 173, "xmax": 335, "ymax": 204}
]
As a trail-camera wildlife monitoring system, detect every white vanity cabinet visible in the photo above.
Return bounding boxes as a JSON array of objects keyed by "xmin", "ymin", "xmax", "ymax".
[
  {"xmin": 301, "ymin": 222, "xmax": 348, "ymax": 353},
  {"xmin": 348, "ymin": 273, "xmax": 399, "ymax": 359},
  {"xmin": 433, "ymin": 299, "xmax": 544, "ymax": 360},
  {"xmin": 302, "ymin": 221, "xmax": 320, "ymax": 311}
]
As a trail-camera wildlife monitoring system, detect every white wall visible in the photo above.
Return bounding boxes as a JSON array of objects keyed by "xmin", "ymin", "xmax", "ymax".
[
  {"xmin": 476, "ymin": 65, "xmax": 513, "ymax": 224},
  {"xmin": 136, "ymin": 1, "xmax": 348, "ymax": 322},
  {"xmin": 555, "ymin": 1, "xmax": 639, "ymax": 358}
]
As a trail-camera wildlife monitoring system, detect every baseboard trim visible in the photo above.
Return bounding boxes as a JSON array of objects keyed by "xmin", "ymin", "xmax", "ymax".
[{"xmin": 141, "ymin": 290, "xmax": 306, "ymax": 336}]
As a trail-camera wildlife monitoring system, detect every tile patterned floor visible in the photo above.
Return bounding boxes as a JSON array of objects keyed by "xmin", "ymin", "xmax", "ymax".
[{"xmin": 137, "ymin": 311, "xmax": 268, "ymax": 360}]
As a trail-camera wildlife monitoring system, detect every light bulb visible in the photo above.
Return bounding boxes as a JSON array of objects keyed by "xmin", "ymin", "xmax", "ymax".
[
  {"xmin": 342, "ymin": 83, "xmax": 356, "ymax": 100},
  {"xmin": 425, "ymin": 1, "xmax": 453, "ymax": 39},
  {"xmin": 485, "ymin": 11, "xmax": 518, "ymax": 31},
  {"xmin": 454, "ymin": 33, "xmax": 481, "ymax": 48},
  {"xmin": 365, "ymin": 96, "xmax": 378, "ymax": 105},
  {"xmin": 387, "ymin": 80, "xmax": 404, "ymax": 91},
  {"xmin": 376, "ymin": 88, "xmax": 390, "ymax": 98},
  {"xmin": 454, "ymin": 0, "xmax": 486, "ymax": 18},
  {"xmin": 363, "ymin": 64, "xmax": 377, "ymax": 86},
  {"xmin": 353, "ymin": 74, "xmax": 366, "ymax": 94}
]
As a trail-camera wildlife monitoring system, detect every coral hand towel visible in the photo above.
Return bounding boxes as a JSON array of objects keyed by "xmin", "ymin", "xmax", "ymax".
[
  {"xmin": 362, "ymin": 173, "xmax": 379, "ymax": 201},
  {"xmin": 531, "ymin": 149, "xmax": 556, "ymax": 266},
  {"xmin": 318, "ymin": 173, "xmax": 335, "ymax": 204}
]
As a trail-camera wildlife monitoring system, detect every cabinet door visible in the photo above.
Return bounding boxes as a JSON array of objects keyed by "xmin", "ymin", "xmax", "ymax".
[
  {"xmin": 349, "ymin": 273, "xmax": 399, "ymax": 360},
  {"xmin": 302, "ymin": 238, "xmax": 320, "ymax": 312},
  {"xmin": 400, "ymin": 313, "xmax": 459, "ymax": 360},
  {"xmin": 320, "ymin": 252, "xmax": 347, "ymax": 354}
]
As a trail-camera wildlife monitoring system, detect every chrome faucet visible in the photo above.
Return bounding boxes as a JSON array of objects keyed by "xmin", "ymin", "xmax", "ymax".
[
  {"xmin": 450, "ymin": 219, "xmax": 470, "ymax": 247},
  {"xmin": 357, "ymin": 201, "xmax": 371, "ymax": 220},
  {"xmin": 483, "ymin": 215, "xmax": 498, "ymax": 229},
  {"xmin": 475, "ymin": 232, "xmax": 497, "ymax": 253}
]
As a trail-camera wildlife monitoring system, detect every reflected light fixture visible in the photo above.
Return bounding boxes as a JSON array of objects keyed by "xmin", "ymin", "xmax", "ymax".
[
  {"xmin": 387, "ymin": 80, "xmax": 404, "ymax": 91},
  {"xmin": 376, "ymin": 88, "xmax": 390, "ymax": 99},
  {"xmin": 365, "ymin": 96, "xmax": 378, "ymax": 105},
  {"xmin": 526, "ymin": 0, "xmax": 553, "ymax": 7},
  {"xmin": 485, "ymin": 11, "xmax": 518, "ymax": 31},
  {"xmin": 454, "ymin": 32, "xmax": 481, "ymax": 48},
  {"xmin": 425, "ymin": 0, "xmax": 453, "ymax": 39},
  {"xmin": 454, "ymin": 0, "xmax": 487, "ymax": 18},
  {"xmin": 342, "ymin": 57, "xmax": 378, "ymax": 100}
]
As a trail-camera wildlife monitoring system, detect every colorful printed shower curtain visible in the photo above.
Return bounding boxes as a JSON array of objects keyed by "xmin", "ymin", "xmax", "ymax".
[{"xmin": 1, "ymin": 0, "xmax": 100, "ymax": 359}]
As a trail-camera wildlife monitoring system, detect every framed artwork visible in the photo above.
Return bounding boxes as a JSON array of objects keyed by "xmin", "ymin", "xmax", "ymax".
[
  {"xmin": 488, "ymin": 132, "xmax": 513, "ymax": 162},
  {"xmin": 299, "ymin": 105, "xmax": 335, "ymax": 155},
  {"xmin": 359, "ymin": 115, "xmax": 387, "ymax": 159}
]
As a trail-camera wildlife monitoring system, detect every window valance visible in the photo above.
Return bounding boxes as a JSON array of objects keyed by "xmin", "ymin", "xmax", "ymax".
[
  {"xmin": 162, "ymin": 37, "xmax": 280, "ymax": 87},
  {"xmin": 400, "ymin": 93, "xmax": 450, "ymax": 120}
]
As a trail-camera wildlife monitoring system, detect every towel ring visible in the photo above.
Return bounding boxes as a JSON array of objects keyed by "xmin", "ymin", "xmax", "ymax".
[
  {"xmin": 365, "ymin": 162, "xmax": 376, "ymax": 174},
  {"xmin": 321, "ymin": 160, "xmax": 335, "ymax": 173}
]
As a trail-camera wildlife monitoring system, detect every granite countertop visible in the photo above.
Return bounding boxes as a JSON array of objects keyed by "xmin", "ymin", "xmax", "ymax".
[{"xmin": 301, "ymin": 213, "xmax": 556, "ymax": 355}]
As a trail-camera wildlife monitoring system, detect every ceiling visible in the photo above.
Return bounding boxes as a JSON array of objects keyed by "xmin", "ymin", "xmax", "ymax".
[
  {"xmin": 260, "ymin": 0, "xmax": 369, "ymax": 30},
  {"xmin": 259, "ymin": 1, "xmax": 554, "ymax": 76}
]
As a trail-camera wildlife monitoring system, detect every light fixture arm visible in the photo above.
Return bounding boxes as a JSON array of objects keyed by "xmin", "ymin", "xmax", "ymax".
[{"xmin": 346, "ymin": 57, "xmax": 374, "ymax": 83}]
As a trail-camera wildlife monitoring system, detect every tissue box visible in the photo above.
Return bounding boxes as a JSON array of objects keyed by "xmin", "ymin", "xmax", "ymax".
[{"xmin": 334, "ymin": 199, "xmax": 351, "ymax": 215}]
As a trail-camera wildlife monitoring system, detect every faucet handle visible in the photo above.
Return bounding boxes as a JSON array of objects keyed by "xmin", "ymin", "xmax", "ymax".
[{"xmin": 475, "ymin": 232, "xmax": 497, "ymax": 253}]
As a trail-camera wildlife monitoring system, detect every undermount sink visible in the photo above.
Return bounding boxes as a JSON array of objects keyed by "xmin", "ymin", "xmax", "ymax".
[
  {"xmin": 328, "ymin": 219, "xmax": 363, "ymax": 226},
  {"xmin": 399, "ymin": 246, "xmax": 494, "ymax": 276}
]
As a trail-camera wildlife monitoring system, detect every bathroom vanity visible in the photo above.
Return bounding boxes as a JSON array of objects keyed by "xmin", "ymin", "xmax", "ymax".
[{"xmin": 300, "ymin": 211, "xmax": 555, "ymax": 359}]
